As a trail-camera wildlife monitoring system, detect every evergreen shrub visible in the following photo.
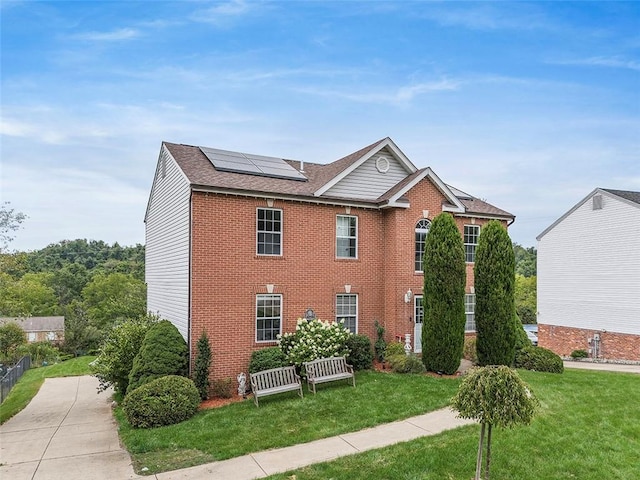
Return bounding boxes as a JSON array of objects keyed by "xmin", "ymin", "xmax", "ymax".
[
  {"xmin": 387, "ymin": 353, "xmax": 426, "ymax": 374},
  {"xmin": 346, "ymin": 334, "xmax": 373, "ymax": 370},
  {"xmin": 210, "ymin": 378, "xmax": 233, "ymax": 398},
  {"xmin": 248, "ymin": 347, "xmax": 288, "ymax": 373},
  {"xmin": 384, "ymin": 341, "xmax": 406, "ymax": 358},
  {"xmin": 421, "ymin": 213, "xmax": 466, "ymax": 374},
  {"xmin": 374, "ymin": 320, "xmax": 386, "ymax": 362},
  {"xmin": 570, "ymin": 349, "xmax": 588, "ymax": 359},
  {"xmin": 91, "ymin": 314, "xmax": 158, "ymax": 394},
  {"xmin": 475, "ymin": 221, "xmax": 517, "ymax": 367},
  {"xmin": 463, "ymin": 336, "xmax": 478, "ymax": 364},
  {"xmin": 193, "ymin": 331, "xmax": 212, "ymax": 400},
  {"xmin": 127, "ymin": 320, "xmax": 188, "ymax": 393},
  {"xmin": 122, "ymin": 375, "xmax": 200, "ymax": 428},
  {"xmin": 515, "ymin": 346, "xmax": 564, "ymax": 373}
]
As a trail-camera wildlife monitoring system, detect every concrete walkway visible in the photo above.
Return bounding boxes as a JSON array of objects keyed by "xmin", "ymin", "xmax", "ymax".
[
  {"xmin": 0, "ymin": 376, "xmax": 138, "ymax": 480},
  {"xmin": 0, "ymin": 376, "xmax": 474, "ymax": 480}
]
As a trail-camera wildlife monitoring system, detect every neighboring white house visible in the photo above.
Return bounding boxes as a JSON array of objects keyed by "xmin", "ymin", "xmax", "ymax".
[{"xmin": 536, "ymin": 188, "xmax": 640, "ymax": 361}]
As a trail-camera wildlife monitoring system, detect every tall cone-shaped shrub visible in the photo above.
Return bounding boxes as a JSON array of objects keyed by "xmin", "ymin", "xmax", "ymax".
[
  {"xmin": 474, "ymin": 221, "xmax": 517, "ymax": 366},
  {"xmin": 422, "ymin": 213, "xmax": 466, "ymax": 374}
]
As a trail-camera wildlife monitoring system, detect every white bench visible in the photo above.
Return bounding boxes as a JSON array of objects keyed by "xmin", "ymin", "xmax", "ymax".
[
  {"xmin": 303, "ymin": 356, "xmax": 355, "ymax": 394},
  {"xmin": 249, "ymin": 366, "xmax": 303, "ymax": 407}
]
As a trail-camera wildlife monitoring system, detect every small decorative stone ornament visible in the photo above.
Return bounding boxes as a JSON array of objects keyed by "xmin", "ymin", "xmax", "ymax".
[
  {"xmin": 404, "ymin": 334, "xmax": 412, "ymax": 355},
  {"xmin": 237, "ymin": 372, "xmax": 247, "ymax": 397}
]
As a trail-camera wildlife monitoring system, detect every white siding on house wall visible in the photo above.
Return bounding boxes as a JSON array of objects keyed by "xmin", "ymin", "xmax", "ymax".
[
  {"xmin": 145, "ymin": 146, "xmax": 191, "ymax": 340},
  {"xmin": 325, "ymin": 148, "xmax": 409, "ymax": 200},
  {"xmin": 538, "ymin": 193, "xmax": 640, "ymax": 335}
]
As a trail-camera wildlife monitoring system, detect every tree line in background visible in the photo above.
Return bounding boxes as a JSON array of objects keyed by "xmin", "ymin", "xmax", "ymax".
[{"xmin": 0, "ymin": 238, "xmax": 146, "ymax": 357}]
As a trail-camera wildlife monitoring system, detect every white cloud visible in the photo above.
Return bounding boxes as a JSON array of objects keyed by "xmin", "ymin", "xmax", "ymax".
[
  {"xmin": 72, "ymin": 28, "xmax": 140, "ymax": 41},
  {"xmin": 297, "ymin": 78, "xmax": 460, "ymax": 106},
  {"xmin": 550, "ymin": 56, "xmax": 640, "ymax": 72},
  {"xmin": 190, "ymin": 0, "xmax": 252, "ymax": 26}
]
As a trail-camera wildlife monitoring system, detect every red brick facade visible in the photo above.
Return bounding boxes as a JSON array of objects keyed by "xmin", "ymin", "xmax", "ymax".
[
  {"xmin": 190, "ymin": 181, "xmax": 505, "ymax": 381},
  {"xmin": 539, "ymin": 324, "xmax": 640, "ymax": 361}
]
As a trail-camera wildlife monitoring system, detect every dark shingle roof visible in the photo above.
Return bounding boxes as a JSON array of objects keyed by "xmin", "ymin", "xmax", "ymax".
[
  {"xmin": 164, "ymin": 140, "xmax": 513, "ymax": 219},
  {"xmin": 602, "ymin": 189, "xmax": 640, "ymax": 205}
]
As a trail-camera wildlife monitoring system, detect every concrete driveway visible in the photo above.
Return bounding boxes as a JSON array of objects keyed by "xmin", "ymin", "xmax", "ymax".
[{"xmin": 0, "ymin": 375, "xmax": 140, "ymax": 480}]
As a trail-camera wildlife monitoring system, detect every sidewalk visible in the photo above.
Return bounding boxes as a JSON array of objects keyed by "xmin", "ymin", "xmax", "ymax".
[
  {"xmin": 153, "ymin": 408, "xmax": 474, "ymax": 480},
  {"xmin": 0, "ymin": 375, "xmax": 474, "ymax": 480},
  {"xmin": 563, "ymin": 360, "xmax": 640, "ymax": 374}
]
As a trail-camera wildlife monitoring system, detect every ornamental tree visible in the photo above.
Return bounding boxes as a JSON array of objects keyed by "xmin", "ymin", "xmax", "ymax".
[
  {"xmin": 474, "ymin": 221, "xmax": 517, "ymax": 366},
  {"xmin": 421, "ymin": 213, "xmax": 467, "ymax": 374},
  {"xmin": 451, "ymin": 365, "xmax": 539, "ymax": 480}
]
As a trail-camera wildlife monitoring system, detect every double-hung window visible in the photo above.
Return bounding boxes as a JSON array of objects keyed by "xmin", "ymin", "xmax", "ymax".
[
  {"xmin": 465, "ymin": 294, "xmax": 476, "ymax": 332},
  {"xmin": 256, "ymin": 294, "xmax": 282, "ymax": 342},
  {"xmin": 415, "ymin": 219, "xmax": 431, "ymax": 272},
  {"xmin": 257, "ymin": 208, "xmax": 282, "ymax": 255},
  {"xmin": 336, "ymin": 294, "xmax": 357, "ymax": 334},
  {"xmin": 336, "ymin": 215, "xmax": 357, "ymax": 258},
  {"xmin": 464, "ymin": 225, "xmax": 480, "ymax": 263}
]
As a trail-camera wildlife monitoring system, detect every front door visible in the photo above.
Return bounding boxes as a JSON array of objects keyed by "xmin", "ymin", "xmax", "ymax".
[{"xmin": 414, "ymin": 295, "xmax": 424, "ymax": 353}]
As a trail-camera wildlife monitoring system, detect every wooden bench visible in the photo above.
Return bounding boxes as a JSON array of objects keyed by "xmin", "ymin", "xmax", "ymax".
[
  {"xmin": 303, "ymin": 356, "xmax": 355, "ymax": 394},
  {"xmin": 249, "ymin": 366, "xmax": 303, "ymax": 407}
]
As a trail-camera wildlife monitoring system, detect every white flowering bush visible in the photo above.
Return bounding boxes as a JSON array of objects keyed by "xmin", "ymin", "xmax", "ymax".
[{"xmin": 278, "ymin": 318, "xmax": 351, "ymax": 370}]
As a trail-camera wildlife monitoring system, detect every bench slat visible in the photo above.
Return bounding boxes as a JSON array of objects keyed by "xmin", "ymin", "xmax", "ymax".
[
  {"xmin": 250, "ymin": 366, "xmax": 303, "ymax": 407},
  {"xmin": 303, "ymin": 356, "xmax": 355, "ymax": 394}
]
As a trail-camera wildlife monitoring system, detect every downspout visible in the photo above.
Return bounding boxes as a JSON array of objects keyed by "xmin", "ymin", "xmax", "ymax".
[{"xmin": 188, "ymin": 189, "xmax": 193, "ymax": 376}]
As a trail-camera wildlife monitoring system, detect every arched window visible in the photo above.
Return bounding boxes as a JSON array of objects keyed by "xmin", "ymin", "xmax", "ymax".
[{"xmin": 415, "ymin": 219, "xmax": 431, "ymax": 272}]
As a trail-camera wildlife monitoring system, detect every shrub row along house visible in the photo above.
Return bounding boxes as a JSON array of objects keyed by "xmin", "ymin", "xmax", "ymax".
[
  {"xmin": 145, "ymin": 137, "xmax": 514, "ymax": 380},
  {"xmin": 537, "ymin": 188, "xmax": 640, "ymax": 361}
]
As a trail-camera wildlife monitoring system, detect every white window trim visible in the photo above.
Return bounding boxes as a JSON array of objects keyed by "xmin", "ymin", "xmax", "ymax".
[
  {"xmin": 465, "ymin": 293, "xmax": 476, "ymax": 332},
  {"xmin": 336, "ymin": 215, "xmax": 358, "ymax": 259},
  {"xmin": 414, "ymin": 295, "xmax": 424, "ymax": 324},
  {"xmin": 255, "ymin": 293, "xmax": 283, "ymax": 343},
  {"xmin": 336, "ymin": 293, "xmax": 358, "ymax": 334},
  {"xmin": 415, "ymin": 219, "xmax": 431, "ymax": 273},
  {"xmin": 464, "ymin": 224, "xmax": 480, "ymax": 264},
  {"xmin": 256, "ymin": 208, "xmax": 283, "ymax": 257}
]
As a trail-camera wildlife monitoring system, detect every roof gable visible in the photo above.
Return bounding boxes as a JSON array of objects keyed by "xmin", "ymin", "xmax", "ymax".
[
  {"xmin": 537, "ymin": 187, "xmax": 640, "ymax": 240},
  {"xmin": 381, "ymin": 167, "xmax": 465, "ymax": 212},
  {"xmin": 314, "ymin": 137, "xmax": 417, "ymax": 197}
]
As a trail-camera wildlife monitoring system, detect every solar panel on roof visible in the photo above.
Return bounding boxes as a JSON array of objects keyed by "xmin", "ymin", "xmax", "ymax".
[{"xmin": 200, "ymin": 147, "xmax": 307, "ymax": 181}]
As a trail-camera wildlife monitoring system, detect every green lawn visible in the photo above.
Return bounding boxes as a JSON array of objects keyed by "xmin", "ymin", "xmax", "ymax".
[
  {"xmin": 265, "ymin": 369, "xmax": 640, "ymax": 480},
  {"xmin": 117, "ymin": 370, "xmax": 462, "ymax": 474},
  {"xmin": 0, "ymin": 356, "xmax": 96, "ymax": 424}
]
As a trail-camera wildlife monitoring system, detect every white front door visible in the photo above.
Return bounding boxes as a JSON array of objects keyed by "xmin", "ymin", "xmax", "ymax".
[{"xmin": 414, "ymin": 295, "xmax": 424, "ymax": 353}]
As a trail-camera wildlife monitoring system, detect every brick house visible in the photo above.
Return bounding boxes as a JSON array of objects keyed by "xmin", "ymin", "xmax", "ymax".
[
  {"xmin": 537, "ymin": 188, "xmax": 640, "ymax": 361},
  {"xmin": 145, "ymin": 137, "xmax": 514, "ymax": 380}
]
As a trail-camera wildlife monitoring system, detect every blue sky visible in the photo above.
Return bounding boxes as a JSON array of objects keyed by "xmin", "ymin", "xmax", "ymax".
[{"xmin": 2, "ymin": 1, "xmax": 639, "ymax": 251}]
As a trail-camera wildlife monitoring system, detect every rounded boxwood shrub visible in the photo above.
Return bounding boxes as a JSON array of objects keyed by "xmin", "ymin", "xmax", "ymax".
[
  {"xmin": 249, "ymin": 347, "xmax": 288, "ymax": 373},
  {"xmin": 515, "ymin": 346, "xmax": 564, "ymax": 374},
  {"xmin": 122, "ymin": 375, "xmax": 200, "ymax": 428},
  {"xmin": 346, "ymin": 334, "xmax": 373, "ymax": 370}
]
